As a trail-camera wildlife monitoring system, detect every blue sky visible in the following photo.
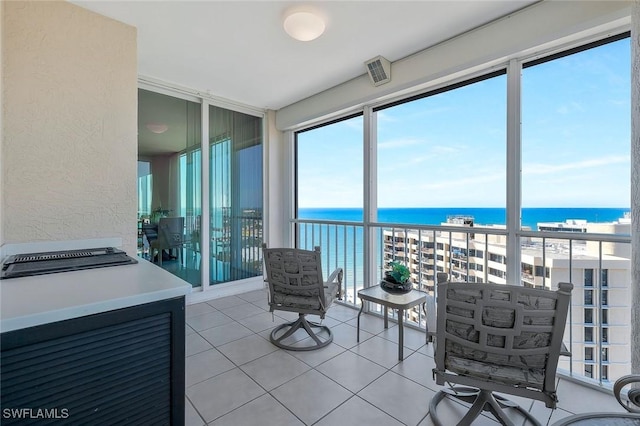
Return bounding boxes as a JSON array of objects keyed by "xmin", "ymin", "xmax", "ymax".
[{"xmin": 297, "ymin": 37, "xmax": 630, "ymax": 209}]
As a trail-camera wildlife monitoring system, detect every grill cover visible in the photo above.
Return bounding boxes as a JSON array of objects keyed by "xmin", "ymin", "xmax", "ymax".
[{"xmin": 1, "ymin": 247, "xmax": 138, "ymax": 279}]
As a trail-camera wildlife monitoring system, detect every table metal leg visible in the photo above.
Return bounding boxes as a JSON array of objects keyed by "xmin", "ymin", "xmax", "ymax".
[
  {"xmin": 398, "ymin": 308, "xmax": 404, "ymax": 361},
  {"xmin": 357, "ymin": 299, "xmax": 365, "ymax": 342},
  {"xmin": 384, "ymin": 306, "xmax": 388, "ymax": 329}
]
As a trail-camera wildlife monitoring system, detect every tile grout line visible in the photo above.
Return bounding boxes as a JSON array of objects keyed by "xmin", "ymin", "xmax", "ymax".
[{"xmin": 187, "ymin": 296, "xmax": 618, "ymax": 425}]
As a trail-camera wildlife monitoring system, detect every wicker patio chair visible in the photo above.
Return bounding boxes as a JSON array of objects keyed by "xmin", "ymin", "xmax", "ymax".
[
  {"xmin": 262, "ymin": 244, "xmax": 343, "ymax": 351},
  {"xmin": 431, "ymin": 281, "xmax": 573, "ymax": 426}
]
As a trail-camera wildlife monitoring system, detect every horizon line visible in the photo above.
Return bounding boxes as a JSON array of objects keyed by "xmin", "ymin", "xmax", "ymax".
[{"xmin": 298, "ymin": 206, "xmax": 631, "ymax": 209}]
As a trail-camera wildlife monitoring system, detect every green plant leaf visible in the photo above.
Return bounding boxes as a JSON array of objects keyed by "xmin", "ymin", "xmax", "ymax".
[{"xmin": 388, "ymin": 261, "xmax": 410, "ymax": 283}]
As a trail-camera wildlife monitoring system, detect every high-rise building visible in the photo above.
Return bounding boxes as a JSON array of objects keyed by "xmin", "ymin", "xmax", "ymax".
[{"xmin": 382, "ymin": 215, "xmax": 631, "ymax": 382}]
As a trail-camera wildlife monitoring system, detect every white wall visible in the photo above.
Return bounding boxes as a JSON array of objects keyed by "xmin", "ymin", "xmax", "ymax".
[
  {"xmin": 276, "ymin": 0, "xmax": 631, "ymax": 131},
  {"xmin": 1, "ymin": 1, "xmax": 138, "ymax": 254},
  {"xmin": 264, "ymin": 109, "xmax": 289, "ymax": 248}
]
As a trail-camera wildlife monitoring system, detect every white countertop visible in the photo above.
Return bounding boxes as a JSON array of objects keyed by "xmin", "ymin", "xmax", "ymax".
[{"xmin": 0, "ymin": 258, "xmax": 192, "ymax": 333}]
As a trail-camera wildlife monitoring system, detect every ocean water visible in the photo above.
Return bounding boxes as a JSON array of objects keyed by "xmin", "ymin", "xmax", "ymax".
[
  {"xmin": 298, "ymin": 207, "xmax": 630, "ymax": 230},
  {"xmin": 296, "ymin": 207, "xmax": 630, "ymax": 300}
]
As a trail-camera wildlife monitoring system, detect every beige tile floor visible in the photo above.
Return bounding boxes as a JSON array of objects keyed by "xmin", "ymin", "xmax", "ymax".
[{"xmin": 185, "ymin": 288, "xmax": 626, "ymax": 426}]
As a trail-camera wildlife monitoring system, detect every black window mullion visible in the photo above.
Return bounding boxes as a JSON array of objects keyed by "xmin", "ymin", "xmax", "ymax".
[
  {"xmin": 373, "ymin": 69, "xmax": 506, "ymax": 113},
  {"xmin": 523, "ymin": 31, "xmax": 630, "ymax": 69}
]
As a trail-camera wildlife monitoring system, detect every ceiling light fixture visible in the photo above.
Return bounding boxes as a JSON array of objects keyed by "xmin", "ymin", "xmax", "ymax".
[
  {"xmin": 146, "ymin": 123, "xmax": 168, "ymax": 134},
  {"xmin": 283, "ymin": 11, "xmax": 325, "ymax": 42}
]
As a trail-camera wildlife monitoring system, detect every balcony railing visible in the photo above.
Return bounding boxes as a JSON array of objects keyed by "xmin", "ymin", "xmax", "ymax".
[{"xmin": 293, "ymin": 217, "xmax": 632, "ymax": 389}]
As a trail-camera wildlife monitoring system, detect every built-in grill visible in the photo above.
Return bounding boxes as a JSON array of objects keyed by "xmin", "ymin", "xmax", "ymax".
[{"xmin": 0, "ymin": 247, "xmax": 138, "ymax": 279}]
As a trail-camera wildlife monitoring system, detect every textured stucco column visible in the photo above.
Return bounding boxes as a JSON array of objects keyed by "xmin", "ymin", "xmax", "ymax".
[
  {"xmin": 2, "ymin": 2, "xmax": 137, "ymax": 254},
  {"xmin": 631, "ymin": 0, "xmax": 640, "ymax": 374}
]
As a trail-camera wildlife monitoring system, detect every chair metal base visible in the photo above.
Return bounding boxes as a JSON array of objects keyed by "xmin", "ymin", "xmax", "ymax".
[
  {"xmin": 270, "ymin": 313, "xmax": 333, "ymax": 351},
  {"xmin": 429, "ymin": 386, "xmax": 542, "ymax": 426}
]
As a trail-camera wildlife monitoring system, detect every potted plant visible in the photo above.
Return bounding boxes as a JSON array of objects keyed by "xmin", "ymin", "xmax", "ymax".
[
  {"xmin": 381, "ymin": 261, "xmax": 412, "ymax": 293},
  {"xmin": 151, "ymin": 206, "xmax": 172, "ymax": 224}
]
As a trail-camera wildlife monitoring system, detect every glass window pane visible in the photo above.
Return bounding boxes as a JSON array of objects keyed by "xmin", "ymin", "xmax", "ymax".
[
  {"xmin": 522, "ymin": 38, "xmax": 630, "ymax": 225},
  {"xmin": 585, "ymin": 269, "xmax": 594, "ymax": 287},
  {"xmin": 296, "ymin": 115, "xmax": 364, "ymax": 221},
  {"xmin": 584, "ymin": 308, "xmax": 593, "ymax": 324},
  {"xmin": 295, "ymin": 116, "xmax": 364, "ymax": 298},
  {"xmin": 209, "ymin": 106, "xmax": 263, "ymax": 284},
  {"xmin": 137, "ymin": 161, "xmax": 153, "ymax": 217},
  {"xmin": 584, "ymin": 290, "xmax": 593, "ymax": 305},
  {"xmin": 584, "ymin": 365, "xmax": 593, "ymax": 378},
  {"xmin": 584, "ymin": 327, "xmax": 593, "ymax": 342},
  {"xmin": 180, "ymin": 148, "xmax": 202, "ymax": 287},
  {"xmin": 138, "ymin": 89, "xmax": 202, "ymax": 288},
  {"xmin": 585, "ymin": 347, "xmax": 593, "ymax": 360},
  {"xmin": 375, "ymin": 74, "xmax": 506, "ymax": 225}
]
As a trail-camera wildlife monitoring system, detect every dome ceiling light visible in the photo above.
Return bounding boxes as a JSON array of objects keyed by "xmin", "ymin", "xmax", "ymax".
[
  {"xmin": 146, "ymin": 123, "xmax": 168, "ymax": 134},
  {"xmin": 283, "ymin": 11, "xmax": 325, "ymax": 42}
]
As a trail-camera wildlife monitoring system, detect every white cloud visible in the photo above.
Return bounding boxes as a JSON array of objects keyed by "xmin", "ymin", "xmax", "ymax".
[
  {"xmin": 378, "ymin": 137, "xmax": 423, "ymax": 149},
  {"xmin": 556, "ymin": 101, "xmax": 584, "ymax": 115},
  {"xmin": 376, "ymin": 111, "xmax": 397, "ymax": 123},
  {"xmin": 431, "ymin": 145, "xmax": 459, "ymax": 155},
  {"xmin": 340, "ymin": 118, "xmax": 364, "ymax": 131},
  {"xmin": 415, "ymin": 171, "xmax": 504, "ymax": 191},
  {"xmin": 523, "ymin": 155, "xmax": 629, "ymax": 175}
]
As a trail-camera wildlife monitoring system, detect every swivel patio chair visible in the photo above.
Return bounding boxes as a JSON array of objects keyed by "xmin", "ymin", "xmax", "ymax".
[
  {"xmin": 425, "ymin": 272, "xmax": 449, "ymax": 342},
  {"xmin": 431, "ymin": 281, "xmax": 573, "ymax": 426},
  {"xmin": 262, "ymin": 244, "xmax": 343, "ymax": 351},
  {"xmin": 550, "ymin": 374, "xmax": 640, "ymax": 425}
]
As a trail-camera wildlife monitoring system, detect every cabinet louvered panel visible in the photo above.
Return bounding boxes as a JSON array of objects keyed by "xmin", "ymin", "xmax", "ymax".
[{"xmin": 1, "ymin": 298, "xmax": 185, "ymax": 426}]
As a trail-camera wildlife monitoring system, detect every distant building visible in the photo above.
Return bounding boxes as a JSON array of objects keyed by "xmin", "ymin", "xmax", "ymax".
[{"xmin": 537, "ymin": 219, "xmax": 588, "ymax": 233}]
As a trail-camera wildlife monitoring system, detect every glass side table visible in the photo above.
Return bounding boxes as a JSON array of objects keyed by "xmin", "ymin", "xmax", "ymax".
[{"xmin": 357, "ymin": 286, "xmax": 428, "ymax": 361}]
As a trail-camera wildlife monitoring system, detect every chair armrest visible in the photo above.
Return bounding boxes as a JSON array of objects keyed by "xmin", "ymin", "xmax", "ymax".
[
  {"xmin": 326, "ymin": 268, "xmax": 343, "ymax": 300},
  {"xmin": 614, "ymin": 375, "xmax": 640, "ymax": 414}
]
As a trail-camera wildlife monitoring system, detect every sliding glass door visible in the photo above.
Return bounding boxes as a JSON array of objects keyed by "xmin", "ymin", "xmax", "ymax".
[
  {"xmin": 179, "ymin": 147, "xmax": 202, "ymax": 286},
  {"xmin": 209, "ymin": 106, "xmax": 263, "ymax": 284},
  {"xmin": 137, "ymin": 89, "xmax": 202, "ymax": 286},
  {"xmin": 138, "ymin": 87, "xmax": 264, "ymax": 288}
]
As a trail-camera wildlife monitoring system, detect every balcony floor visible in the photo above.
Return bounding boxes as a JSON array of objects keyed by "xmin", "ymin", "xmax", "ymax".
[{"xmin": 185, "ymin": 288, "xmax": 627, "ymax": 425}]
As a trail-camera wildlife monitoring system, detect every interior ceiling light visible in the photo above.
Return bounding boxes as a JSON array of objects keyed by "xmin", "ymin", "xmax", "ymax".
[
  {"xmin": 283, "ymin": 11, "xmax": 325, "ymax": 41},
  {"xmin": 146, "ymin": 123, "xmax": 168, "ymax": 134}
]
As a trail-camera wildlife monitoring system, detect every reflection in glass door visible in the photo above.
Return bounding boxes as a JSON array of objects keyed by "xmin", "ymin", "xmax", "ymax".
[
  {"xmin": 137, "ymin": 161, "xmax": 153, "ymax": 256},
  {"xmin": 209, "ymin": 106, "xmax": 263, "ymax": 284},
  {"xmin": 179, "ymin": 147, "xmax": 202, "ymax": 286},
  {"xmin": 137, "ymin": 89, "xmax": 202, "ymax": 287},
  {"xmin": 138, "ymin": 161, "xmax": 153, "ymax": 217}
]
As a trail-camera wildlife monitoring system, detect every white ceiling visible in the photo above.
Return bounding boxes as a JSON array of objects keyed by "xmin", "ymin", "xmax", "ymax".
[{"xmin": 73, "ymin": 0, "xmax": 538, "ymax": 111}]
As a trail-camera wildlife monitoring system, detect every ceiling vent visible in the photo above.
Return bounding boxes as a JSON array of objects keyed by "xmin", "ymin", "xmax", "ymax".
[{"xmin": 365, "ymin": 56, "xmax": 391, "ymax": 86}]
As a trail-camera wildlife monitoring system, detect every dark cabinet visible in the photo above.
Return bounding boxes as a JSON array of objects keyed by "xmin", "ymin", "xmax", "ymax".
[{"xmin": 1, "ymin": 297, "xmax": 185, "ymax": 425}]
